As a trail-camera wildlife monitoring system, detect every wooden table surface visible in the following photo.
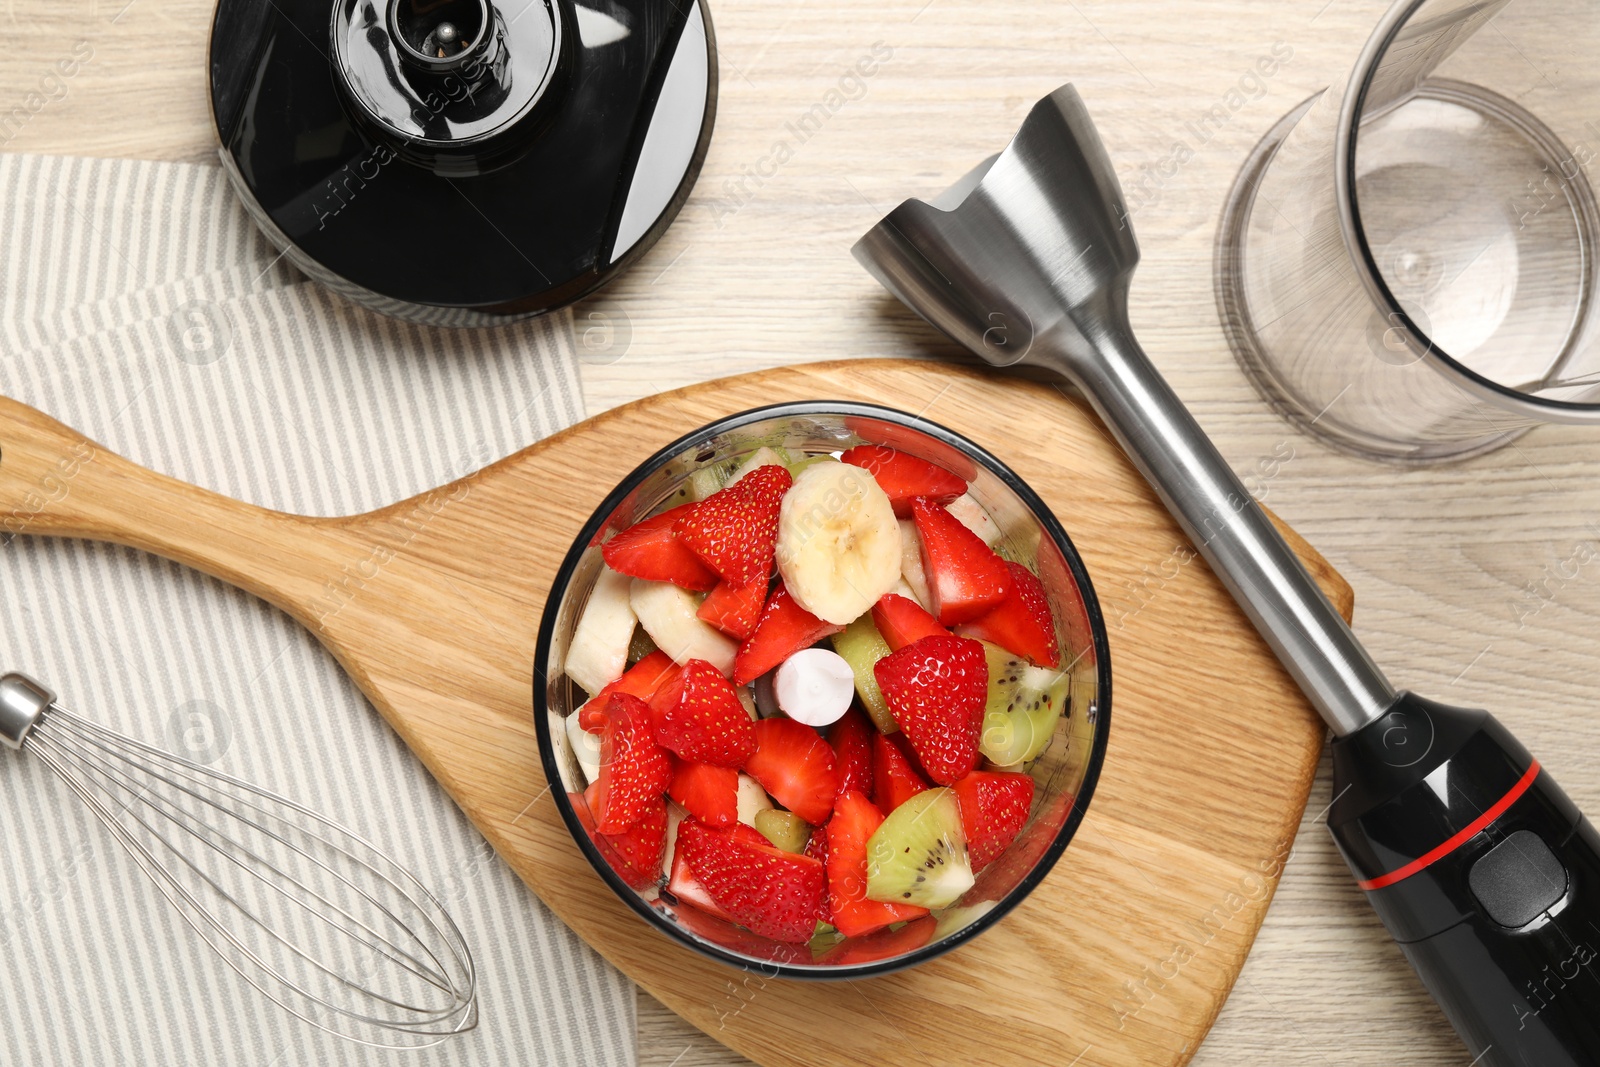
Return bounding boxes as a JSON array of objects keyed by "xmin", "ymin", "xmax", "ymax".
[{"xmin": 8, "ymin": 0, "xmax": 1600, "ymax": 1063}]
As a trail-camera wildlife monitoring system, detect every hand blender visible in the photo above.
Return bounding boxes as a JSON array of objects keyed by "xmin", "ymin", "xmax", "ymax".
[{"xmin": 853, "ymin": 84, "xmax": 1600, "ymax": 1066}]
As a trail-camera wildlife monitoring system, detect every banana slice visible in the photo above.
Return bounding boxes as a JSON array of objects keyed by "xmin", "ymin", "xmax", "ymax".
[
  {"xmin": 629, "ymin": 578, "xmax": 738, "ymax": 674},
  {"xmin": 775, "ymin": 461, "xmax": 902, "ymax": 625},
  {"xmin": 735, "ymin": 685, "xmax": 760, "ymax": 721},
  {"xmin": 662, "ymin": 800, "xmax": 689, "ymax": 877},
  {"xmin": 565, "ymin": 710, "xmax": 603, "ymax": 785},
  {"xmin": 565, "ymin": 565, "xmax": 638, "ymax": 695},
  {"xmin": 947, "ymin": 492, "xmax": 1001, "ymax": 545},
  {"xmin": 897, "ymin": 519, "xmax": 932, "ymax": 609},
  {"xmin": 737, "ymin": 773, "xmax": 773, "ymax": 827}
]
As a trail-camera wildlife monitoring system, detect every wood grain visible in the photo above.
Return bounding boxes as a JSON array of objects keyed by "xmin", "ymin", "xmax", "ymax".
[
  {"xmin": 13, "ymin": 0, "xmax": 1600, "ymax": 1063},
  {"xmin": 0, "ymin": 360, "xmax": 1348, "ymax": 1067}
]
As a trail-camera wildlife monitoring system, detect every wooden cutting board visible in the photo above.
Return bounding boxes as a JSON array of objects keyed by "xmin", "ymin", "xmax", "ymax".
[{"xmin": 0, "ymin": 358, "xmax": 1343, "ymax": 1067}]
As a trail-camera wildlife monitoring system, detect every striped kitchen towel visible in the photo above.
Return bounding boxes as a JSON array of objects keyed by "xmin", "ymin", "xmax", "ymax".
[{"xmin": 0, "ymin": 153, "xmax": 636, "ymax": 1067}]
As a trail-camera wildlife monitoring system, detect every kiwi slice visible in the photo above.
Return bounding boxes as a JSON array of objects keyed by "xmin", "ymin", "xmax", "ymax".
[
  {"xmin": 687, "ymin": 464, "xmax": 729, "ymax": 501},
  {"xmin": 754, "ymin": 809, "xmax": 811, "ymax": 853},
  {"xmin": 978, "ymin": 641, "xmax": 1068, "ymax": 767},
  {"xmin": 785, "ymin": 453, "xmax": 839, "ymax": 478},
  {"xmin": 830, "ymin": 615, "xmax": 898, "ymax": 733},
  {"xmin": 808, "ymin": 922, "xmax": 845, "ymax": 959},
  {"xmin": 865, "ymin": 788, "xmax": 973, "ymax": 909},
  {"xmin": 727, "ymin": 446, "xmax": 793, "ymax": 484},
  {"xmin": 933, "ymin": 900, "xmax": 998, "ymax": 941},
  {"xmin": 659, "ymin": 465, "xmax": 729, "ymax": 510},
  {"xmin": 627, "ymin": 625, "xmax": 659, "ymax": 666}
]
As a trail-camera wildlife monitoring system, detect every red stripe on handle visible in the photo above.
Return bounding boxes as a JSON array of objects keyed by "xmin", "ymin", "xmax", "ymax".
[{"xmin": 1357, "ymin": 760, "xmax": 1542, "ymax": 891}]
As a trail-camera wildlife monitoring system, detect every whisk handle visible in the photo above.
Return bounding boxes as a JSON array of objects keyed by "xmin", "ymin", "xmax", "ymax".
[
  {"xmin": 0, "ymin": 672, "xmax": 52, "ymax": 749},
  {"xmin": 0, "ymin": 395, "xmax": 356, "ymax": 623}
]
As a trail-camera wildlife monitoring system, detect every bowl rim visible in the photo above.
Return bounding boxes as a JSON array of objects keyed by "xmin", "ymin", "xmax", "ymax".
[{"xmin": 532, "ymin": 399, "xmax": 1113, "ymax": 979}]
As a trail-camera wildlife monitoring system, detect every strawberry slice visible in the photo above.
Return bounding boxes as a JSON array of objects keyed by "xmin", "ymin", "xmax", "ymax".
[
  {"xmin": 644, "ymin": 664, "xmax": 688, "ymax": 717},
  {"xmin": 676, "ymin": 464, "xmax": 792, "ymax": 588},
  {"xmin": 579, "ymin": 705, "xmax": 608, "ymax": 735},
  {"xmin": 579, "ymin": 651, "xmax": 680, "ymax": 732},
  {"xmin": 840, "ymin": 445, "xmax": 966, "ymax": 518},
  {"xmin": 887, "ymin": 728, "xmax": 935, "ymax": 777},
  {"xmin": 667, "ymin": 759, "xmax": 739, "ymax": 828},
  {"xmin": 598, "ymin": 797, "xmax": 667, "ymax": 890},
  {"xmin": 667, "ymin": 821, "xmax": 769, "ymax": 918},
  {"xmin": 697, "ymin": 578, "xmax": 769, "ymax": 641},
  {"xmin": 573, "ymin": 785, "xmax": 665, "ymax": 890},
  {"xmin": 667, "ymin": 890, "xmax": 812, "ymax": 965},
  {"xmin": 970, "ymin": 793, "xmax": 1072, "ymax": 903},
  {"xmin": 571, "ymin": 788, "xmax": 603, "ymax": 850},
  {"xmin": 816, "ymin": 915, "xmax": 938, "ymax": 965},
  {"xmin": 844, "ymin": 419, "xmax": 978, "ymax": 480},
  {"xmin": 911, "ymin": 497, "xmax": 1012, "ymax": 625},
  {"xmin": 591, "ymin": 692, "xmax": 674, "ymax": 834},
  {"xmin": 825, "ymin": 790, "xmax": 929, "ymax": 937},
  {"xmin": 601, "ymin": 503, "xmax": 720, "ymax": 591},
  {"xmin": 827, "ymin": 706, "xmax": 876, "ymax": 803},
  {"xmin": 871, "ymin": 594, "xmax": 948, "ymax": 652},
  {"xmin": 872, "ymin": 731, "xmax": 929, "ymax": 812},
  {"xmin": 677, "ymin": 818, "xmax": 827, "ymax": 943},
  {"xmin": 654, "ymin": 659, "xmax": 758, "ymax": 767},
  {"xmin": 803, "ymin": 824, "xmax": 829, "ymax": 865},
  {"xmin": 605, "ymin": 650, "xmax": 680, "ymax": 700},
  {"xmin": 744, "ymin": 717, "xmax": 840, "ymax": 825},
  {"xmin": 733, "ymin": 584, "xmax": 844, "ymax": 686},
  {"xmin": 873, "ymin": 634, "xmax": 988, "ymax": 785},
  {"xmin": 956, "ymin": 561, "xmax": 1060, "ymax": 668},
  {"xmin": 668, "ymin": 843, "xmax": 731, "ymax": 919},
  {"xmin": 952, "ymin": 770, "xmax": 1035, "ymax": 870}
]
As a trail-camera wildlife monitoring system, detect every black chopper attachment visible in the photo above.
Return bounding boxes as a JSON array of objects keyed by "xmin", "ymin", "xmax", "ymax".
[{"xmin": 209, "ymin": 0, "xmax": 716, "ymax": 325}]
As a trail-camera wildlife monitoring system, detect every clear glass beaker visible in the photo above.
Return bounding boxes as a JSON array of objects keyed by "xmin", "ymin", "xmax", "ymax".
[{"xmin": 1217, "ymin": 0, "xmax": 1600, "ymax": 463}]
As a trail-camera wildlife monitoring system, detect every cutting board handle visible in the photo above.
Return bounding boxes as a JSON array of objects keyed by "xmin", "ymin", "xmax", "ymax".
[{"xmin": 0, "ymin": 395, "xmax": 342, "ymax": 620}]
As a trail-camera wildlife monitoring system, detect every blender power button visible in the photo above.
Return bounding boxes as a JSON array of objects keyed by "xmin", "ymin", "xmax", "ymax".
[{"xmin": 1468, "ymin": 830, "xmax": 1569, "ymax": 929}]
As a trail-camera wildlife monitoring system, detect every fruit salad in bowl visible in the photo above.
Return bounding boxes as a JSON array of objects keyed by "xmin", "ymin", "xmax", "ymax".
[{"xmin": 535, "ymin": 403, "xmax": 1109, "ymax": 975}]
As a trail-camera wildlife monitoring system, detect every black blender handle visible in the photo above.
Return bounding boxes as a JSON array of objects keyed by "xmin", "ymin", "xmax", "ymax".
[{"xmin": 1329, "ymin": 693, "xmax": 1600, "ymax": 1065}]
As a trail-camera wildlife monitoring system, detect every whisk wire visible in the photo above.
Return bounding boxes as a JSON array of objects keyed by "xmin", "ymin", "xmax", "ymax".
[
  {"xmin": 27, "ymin": 732, "xmax": 474, "ymax": 1041},
  {"xmin": 18, "ymin": 698, "xmax": 478, "ymax": 1049},
  {"xmin": 28, "ymin": 720, "xmax": 477, "ymax": 1042},
  {"xmin": 29, "ymin": 730, "xmax": 456, "ymax": 1029},
  {"xmin": 38, "ymin": 711, "xmax": 459, "ymax": 1007}
]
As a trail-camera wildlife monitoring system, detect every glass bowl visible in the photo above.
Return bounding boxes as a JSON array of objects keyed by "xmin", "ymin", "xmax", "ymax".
[{"xmin": 533, "ymin": 402, "xmax": 1110, "ymax": 977}]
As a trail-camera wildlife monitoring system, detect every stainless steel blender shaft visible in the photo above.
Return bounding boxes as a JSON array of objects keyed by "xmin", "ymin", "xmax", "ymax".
[
  {"xmin": 853, "ymin": 84, "xmax": 1395, "ymax": 737},
  {"xmin": 1053, "ymin": 318, "xmax": 1395, "ymax": 735}
]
